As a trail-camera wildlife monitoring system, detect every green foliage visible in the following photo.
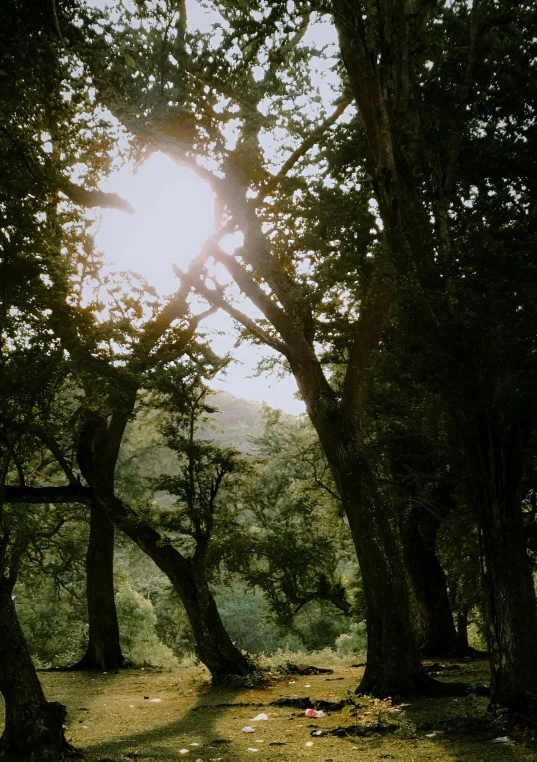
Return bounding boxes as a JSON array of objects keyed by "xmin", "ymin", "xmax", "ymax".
[
  {"xmin": 115, "ymin": 577, "xmax": 178, "ymax": 669},
  {"xmin": 216, "ymin": 582, "xmax": 300, "ymax": 655},
  {"xmin": 335, "ymin": 622, "xmax": 367, "ymax": 657},
  {"xmin": 16, "ymin": 576, "xmax": 87, "ymax": 669},
  {"xmin": 152, "ymin": 584, "xmax": 196, "ymax": 658},
  {"xmin": 221, "ymin": 407, "xmax": 356, "ymax": 627}
]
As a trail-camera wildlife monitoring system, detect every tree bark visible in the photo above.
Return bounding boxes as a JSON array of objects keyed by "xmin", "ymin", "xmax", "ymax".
[
  {"xmin": 181, "ymin": 566, "xmax": 252, "ymax": 684},
  {"xmin": 456, "ymin": 608, "xmax": 469, "ymax": 649},
  {"xmin": 0, "ymin": 581, "xmax": 69, "ymax": 761},
  {"xmin": 479, "ymin": 488, "xmax": 537, "ymax": 715},
  {"xmin": 401, "ymin": 509, "xmax": 468, "ymax": 658},
  {"xmin": 71, "ymin": 500, "xmax": 123, "ymax": 671},
  {"xmin": 96, "ymin": 488, "xmax": 253, "ymax": 683},
  {"xmin": 301, "ymin": 395, "xmax": 428, "ymax": 697}
]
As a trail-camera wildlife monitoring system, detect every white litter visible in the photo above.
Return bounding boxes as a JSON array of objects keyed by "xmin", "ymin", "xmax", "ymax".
[
  {"xmin": 252, "ymin": 713, "xmax": 269, "ymax": 721},
  {"xmin": 491, "ymin": 737, "xmax": 511, "ymax": 743},
  {"xmin": 190, "ymin": 743, "xmax": 200, "ymax": 746},
  {"xmin": 179, "ymin": 750, "xmax": 189, "ymax": 755},
  {"xmin": 305, "ymin": 741, "xmax": 314, "ymax": 747},
  {"xmin": 425, "ymin": 733, "xmax": 437, "ymax": 738},
  {"xmin": 247, "ymin": 748, "xmax": 259, "ymax": 752},
  {"xmin": 149, "ymin": 698, "xmax": 162, "ymax": 703},
  {"xmin": 242, "ymin": 726, "xmax": 255, "ymax": 733}
]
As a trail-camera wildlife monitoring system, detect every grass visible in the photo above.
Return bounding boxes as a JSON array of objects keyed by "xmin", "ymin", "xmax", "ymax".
[{"xmin": 2, "ymin": 657, "xmax": 537, "ymax": 761}]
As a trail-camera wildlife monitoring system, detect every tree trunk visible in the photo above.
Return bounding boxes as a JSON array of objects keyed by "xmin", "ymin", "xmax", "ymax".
[
  {"xmin": 71, "ymin": 501, "xmax": 123, "ymax": 671},
  {"xmin": 99, "ymin": 491, "xmax": 253, "ymax": 682},
  {"xmin": 456, "ymin": 608, "xmax": 469, "ymax": 649},
  {"xmin": 182, "ymin": 567, "xmax": 252, "ymax": 684},
  {"xmin": 75, "ymin": 413, "xmax": 252, "ymax": 683},
  {"xmin": 305, "ymin": 404, "xmax": 428, "ymax": 697},
  {"xmin": 401, "ymin": 509, "xmax": 468, "ymax": 658},
  {"xmin": 479, "ymin": 489, "xmax": 537, "ymax": 716},
  {"xmin": 0, "ymin": 582, "xmax": 69, "ymax": 761}
]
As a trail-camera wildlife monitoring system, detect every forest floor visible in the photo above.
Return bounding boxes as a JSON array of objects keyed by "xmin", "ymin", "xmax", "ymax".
[{"xmin": 4, "ymin": 657, "xmax": 537, "ymax": 761}]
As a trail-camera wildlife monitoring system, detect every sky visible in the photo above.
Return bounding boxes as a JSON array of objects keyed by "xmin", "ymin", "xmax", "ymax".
[
  {"xmin": 90, "ymin": 0, "xmax": 339, "ymax": 414},
  {"xmin": 95, "ymin": 155, "xmax": 304, "ymax": 412}
]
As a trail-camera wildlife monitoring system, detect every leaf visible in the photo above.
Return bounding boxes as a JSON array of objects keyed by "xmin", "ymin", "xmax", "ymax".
[{"xmin": 123, "ymin": 52, "xmax": 136, "ymax": 70}]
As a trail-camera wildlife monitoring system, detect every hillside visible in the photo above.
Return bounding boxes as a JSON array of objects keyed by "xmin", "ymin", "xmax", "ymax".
[{"xmin": 204, "ymin": 391, "xmax": 268, "ymax": 451}]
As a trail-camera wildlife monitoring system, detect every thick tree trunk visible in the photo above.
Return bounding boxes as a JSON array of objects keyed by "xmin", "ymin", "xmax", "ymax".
[
  {"xmin": 479, "ymin": 490, "xmax": 537, "ymax": 716},
  {"xmin": 304, "ymin": 403, "xmax": 428, "ymax": 697},
  {"xmin": 182, "ymin": 567, "xmax": 252, "ymax": 684},
  {"xmin": 401, "ymin": 509, "xmax": 468, "ymax": 658},
  {"xmin": 0, "ymin": 582, "xmax": 69, "ymax": 761},
  {"xmin": 71, "ymin": 501, "xmax": 123, "ymax": 671}
]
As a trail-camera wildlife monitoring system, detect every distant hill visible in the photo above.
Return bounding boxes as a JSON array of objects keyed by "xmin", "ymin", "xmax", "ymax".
[
  {"xmin": 121, "ymin": 391, "xmax": 292, "ymax": 482},
  {"xmin": 204, "ymin": 391, "xmax": 267, "ymax": 452}
]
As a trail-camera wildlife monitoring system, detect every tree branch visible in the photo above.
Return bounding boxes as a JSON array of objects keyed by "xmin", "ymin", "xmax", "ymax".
[
  {"xmin": 127, "ymin": 124, "xmax": 222, "ymax": 193},
  {"xmin": 173, "ymin": 264, "xmax": 289, "ymax": 357},
  {"xmin": 208, "ymin": 242, "xmax": 300, "ymax": 345},
  {"xmin": 2, "ymin": 485, "xmax": 91, "ymax": 505},
  {"xmin": 59, "ymin": 181, "xmax": 134, "ymax": 214},
  {"xmin": 258, "ymin": 97, "xmax": 352, "ymax": 202},
  {"xmin": 342, "ymin": 256, "xmax": 396, "ymax": 417},
  {"xmin": 30, "ymin": 426, "xmax": 78, "ymax": 486}
]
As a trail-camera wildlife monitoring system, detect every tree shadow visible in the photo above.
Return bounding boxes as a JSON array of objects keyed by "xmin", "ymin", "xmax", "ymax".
[{"xmin": 80, "ymin": 681, "xmax": 265, "ymax": 760}]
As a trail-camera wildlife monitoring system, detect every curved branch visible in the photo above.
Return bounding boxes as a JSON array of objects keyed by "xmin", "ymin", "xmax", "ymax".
[{"xmin": 59, "ymin": 181, "xmax": 134, "ymax": 214}]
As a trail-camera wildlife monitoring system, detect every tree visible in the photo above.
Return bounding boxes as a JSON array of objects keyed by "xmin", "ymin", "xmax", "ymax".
[
  {"xmin": 223, "ymin": 409, "xmax": 355, "ymax": 628},
  {"xmin": 363, "ymin": 359, "xmax": 473, "ymax": 657},
  {"xmin": 144, "ymin": 361, "xmax": 253, "ymax": 680},
  {"xmin": 0, "ymin": 0, "xmax": 140, "ymax": 680},
  {"xmin": 80, "ymin": 0, "xmax": 431, "ymax": 696},
  {"xmin": 330, "ymin": 0, "xmax": 537, "ymax": 714},
  {"xmin": 0, "ymin": 346, "xmax": 72, "ymax": 758}
]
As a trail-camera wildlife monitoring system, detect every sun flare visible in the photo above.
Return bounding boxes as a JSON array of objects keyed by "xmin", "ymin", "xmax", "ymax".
[{"xmin": 95, "ymin": 152, "xmax": 215, "ymax": 295}]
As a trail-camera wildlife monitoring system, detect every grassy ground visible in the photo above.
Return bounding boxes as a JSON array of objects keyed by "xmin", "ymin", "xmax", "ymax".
[{"xmin": 2, "ymin": 658, "xmax": 537, "ymax": 761}]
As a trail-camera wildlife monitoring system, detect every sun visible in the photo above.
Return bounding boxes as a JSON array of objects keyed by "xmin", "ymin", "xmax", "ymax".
[
  {"xmin": 94, "ymin": 151, "xmax": 303, "ymax": 413},
  {"xmin": 95, "ymin": 151, "xmax": 215, "ymax": 296}
]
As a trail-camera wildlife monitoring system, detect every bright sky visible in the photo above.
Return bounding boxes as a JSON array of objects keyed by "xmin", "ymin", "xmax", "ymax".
[
  {"xmin": 90, "ymin": 1, "xmax": 338, "ymax": 414},
  {"xmin": 95, "ymin": 155, "xmax": 304, "ymax": 412}
]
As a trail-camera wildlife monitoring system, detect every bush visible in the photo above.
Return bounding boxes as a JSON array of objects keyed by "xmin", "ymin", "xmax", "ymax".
[
  {"xmin": 335, "ymin": 621, "xmax": 367, "ymax": 656},
  {"xmin": 115, "ymin": 581, "xmax": 178, "ymax": 669},
  {"xmin": 153, "ymin": 584, "xmax": 196, "ymax": 658},
  {"xmin": 216, "ymin": 583, "xmax": 298, "ymax": 654},
  {"xmin": 16, "ymin": 578, "xmax": 87, "ymax": 668}
]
